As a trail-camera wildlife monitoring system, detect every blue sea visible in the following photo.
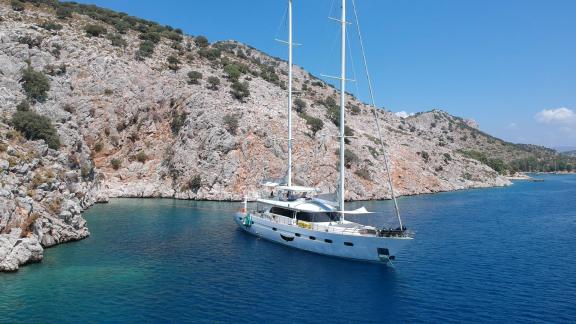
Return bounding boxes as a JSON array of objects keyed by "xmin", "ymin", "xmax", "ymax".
[{"xmin": 1, "ymin": 174, "xmax": 575, "ymax": 323}]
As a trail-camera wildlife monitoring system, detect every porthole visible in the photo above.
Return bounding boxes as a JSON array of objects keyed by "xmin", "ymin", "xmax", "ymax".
[
  {"xmin": 344, "ymin": 242, "xmax": 354, "ymax": 246},
  {"xmin": 309, "ymin": 236, "xmax": 316, "ymax": 240},
  {"xmin": 272, "ymin": 227, "xmax": 277, "ymax": 231},
  {"xmin": 295, "ymin": 233, "xmax": 301, "ymax": 237},
  {"xmin": 324, "ymin": 239, "xmax": 333, "ymax": 243}
]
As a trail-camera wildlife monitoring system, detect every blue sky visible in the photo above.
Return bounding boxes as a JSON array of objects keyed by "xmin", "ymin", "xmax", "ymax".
[{"xmin": 75, "ymin": 0, "xmax": 576, "ymax": 148}]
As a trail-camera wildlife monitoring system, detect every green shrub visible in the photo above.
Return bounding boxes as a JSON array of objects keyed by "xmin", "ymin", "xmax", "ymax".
[
  {"xmin": 355, "ymin": 168, "xmax": 371, "ymax": 181},
  {"xmin": 18, "ymin": 36, "xmax": 42, "ymax": 49},
  {"xmin": 164, "ymin": 30, "xmax": 183, "ymax": 43},
  {"xmin": 195, "ymin": 35, "xmax": 209, "ymax": 48},
  {"xmin": 224, "ymin": 63, "xmax": 242, "ymax": 81},
  {"xmin": 344, "ymin": 148, "xmax": 358, "ymax": 168},
  {"xmin": 39, "ymin": 21, "xmax": 63, "ymax": 31},
  {"xmin": 81, "ymin": 164, "xmax": 92, "ymax": 180},
  {"xmin": 11, "ymin": 110, "xmax": 60, "ymax": 149},
  {"xmin": 167, "ymin": 55, "xmax": 180, "ymax": 71},
  {"xmin": 260, "ymin": 66, "xmax": 279, "ymax": 85},
  {"xmin": 16, "ymin": 100, "xmax": 30, "ymax": 112},
  {"xmin": 56, "ymin": 6, "xmax": 72, "ymax": 19},
  {"xmin": 21, "ymin": 67, "xmax": 50, "ymax": 102},
  {"xmin": 294, "ymin": 98, "xmax": 307, "ymax": 114},
  {"xmin": 198, "ymin": 48, "xmax": 221, "ymax": 61},
  {"xmin": 110, "ymin": 158, "xmax": 122, "ymax": 170},
  {"xmin": 187, "ymin": 71, "xmax": 203, "ymax": 84},
  {"xmin": 187, "ymin": 174, "xmax": 202, "ymax": 192},
  {"xmin": 223, "ymin": 114, "xmax": 239, "ymax": 135},
  {"xmin": 420, "ymin": 151, "xmax": 430, "ymax": 162},
  {"xmin": 344, "ymin": 126, "xmax": 354, "ymax": 144},
  {"xmin": 94, "ymin": 142, "xmax": 103, "ymax": 152},
  {"xmin": 207, "ymin": 76, "xmax": 220, "ymax": 90},
  {"xmin": 44, "ymin": 64, "xmax": 66, "ymax": 76},
  {"xmin": 85, "ymin": 24, "xmax": 107, "ymax": 37},
  {"xmin": 324, "ymin": 97, "xmax": 340, "ymax": 126},
  {"xmin": 139, "ymin": 31, "xmax": 161, "ymax": 44},
  {"xmin": 171, "ymin": 111, "xmax": 187, "ymax": 135},
  {"xmin": 349, "ymin": 104, "xmax": 361, "ymax": 115},
  {"xmin": 11, "ymin": 0, "xmax": 24, "ymax": 11},
  {"xmin": 107, "ymin": 33, "xmax": 127, "ymax": 47},
  {"xmin": 135, "ymin": 151, "xmax": 148, "ymax": 163},
  {"xmin": 300, "ymin": 113, "xmax": 323, "ymax": 136},
  {"xmin": 230, "ymin": 81, "xmax": 250, "ymax": 101},
  {"xmin": 136, "ymin": 40, "xmax": 155, "ymax": 60}
]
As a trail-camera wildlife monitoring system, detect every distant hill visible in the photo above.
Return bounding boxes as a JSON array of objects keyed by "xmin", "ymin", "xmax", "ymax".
[
  {"xmin": 563, "ymin": 150, "xmax": 576, "ymax": 158},
  {"xmin": 407, "ymin": 110, "xmax": 576, "ymax": 173}
]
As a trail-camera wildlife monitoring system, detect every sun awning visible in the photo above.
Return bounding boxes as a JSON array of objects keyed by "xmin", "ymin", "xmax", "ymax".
[
  {"xmin": 336, "ymin": 207, "xmax": 374, "ymax": 214},
  {"xmin": 256, "ymin": 199, "xmax": 335, "ymax": 212},
  {"xmin": 276, "ymin": 185, "xmax": 319, "ymax": 192}
]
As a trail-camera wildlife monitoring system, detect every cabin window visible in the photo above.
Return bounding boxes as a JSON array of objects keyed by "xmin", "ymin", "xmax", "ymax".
[
  {"xmin": 309, "ymin": 236, "xmax": 316, "ymax": 240},
  {"xmin": 344, "ymin": 242, "xmax": 354, "ymax": 247},
  {"xmin": 296, "ymin": 212, "xmax": 338, "ymax": 222},
  {"xmin": 324, "ymin": 239, "xmax": 333, "ymax": 243},
  {"xmin": 269, "ymin": 207, "xmax": 294, "ymax": 218},
  {"xmin": 272, "ymin": 227, "xmax": 277, "ymax": 231},
  {"xmin": 295, "ymin": 233, "xmax": 301, "ymax": 237}
]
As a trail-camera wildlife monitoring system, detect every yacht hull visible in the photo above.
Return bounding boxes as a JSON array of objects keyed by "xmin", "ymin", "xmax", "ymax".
[{"xmin": 235, "ymin": 213, "xmax": 411, "ymax": 263}]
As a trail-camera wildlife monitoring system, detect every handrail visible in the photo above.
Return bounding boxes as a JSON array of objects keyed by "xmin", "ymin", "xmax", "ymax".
[{"xmin": 254, "ymin": 212, "xmax": 375, "ymax": 236}]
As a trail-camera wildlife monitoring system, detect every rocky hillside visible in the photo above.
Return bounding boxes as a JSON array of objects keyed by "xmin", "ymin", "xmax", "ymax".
[
  {"xmin": 0, "ymin": 0, "xmax": 518, "ymax": 270},
  {"xmin": 408, "ymin": 110, "xmax": 576, "ymax": 173}
]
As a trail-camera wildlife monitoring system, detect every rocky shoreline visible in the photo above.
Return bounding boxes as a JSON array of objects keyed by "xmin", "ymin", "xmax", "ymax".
[{"xmin": 0, "ymin": 1, "xmax": 517, "ymax": 272}]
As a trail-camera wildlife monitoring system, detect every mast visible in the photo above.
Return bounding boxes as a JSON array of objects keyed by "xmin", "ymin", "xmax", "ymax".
[
  {"xmin": 338, "ymin": 0, "xmax": 346, "ymax": 217},
  {"xmin": 287, "ymin": 0, "xmax": 293, "ymax": 187}
]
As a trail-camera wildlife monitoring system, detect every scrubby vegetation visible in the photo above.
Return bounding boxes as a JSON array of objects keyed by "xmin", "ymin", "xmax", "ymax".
[
  {"xmin": 187, "ymin": 71, "xmax": 202, "ymax": 84},
  {"xmin": 11, "ymin": 110, "xmax": 60, "ymax": 149},
  {"xmin": 207, "ymin": 76, "xmax": 220, "ymax": 90},
  {"xmin": 110, "ymin": 158, "xmax": 122, "ymax": 170},
  {"xmin": 300, "ymin": 113, "xmax": 324, "ymax": 136},
  {"xmin": 195, "ymin": 36, "xmax": 209, "ymax": 48},
  {"xmin": 136, "ymin": 40, "xmax": 155, "ymax": 60},
  {"xmin": 230, "ymin": 81, "xmax": 250, "ymax": 101},
  {"xmin": 20, "ymin": 67, "xmax": 50, "ymax": 102},
  {"xmin": 294, "ymin": 98, "xmax": 307, "ymax": 114},
  {"xmin": 107, "ymin": 33, "xmax": 127, "ymax": 47},
  {"xmin": 170, "ymin": 111, "xmax": 187, "ymax": 135},
  {"xmin": 135, "ymin": 151, "xmax": 148, "ymax": 163},
  {"xmin": 167, "ymin": 55, "xmax": 181, "ymax": 71},
  {"xmin": 39, "ymin": 21, "xmax": 63, "ymax": 31},
  {"xmin": 223, "ymin": 114, "xmax": 239, "ymax": 135},
  {"xmin": 11, "ymin": 0, "xmax": 24, "ymax": 11},
  {"xmin": 84, "ymin": 24, "xmax": 107, "ymax": 37},
  {"xmin": 187, "ymin": 174, "xmax": 202, "ymax": 192},
  {"xmin": 457, "ymin": 149, "xmax": 507, "ymax": 174}
]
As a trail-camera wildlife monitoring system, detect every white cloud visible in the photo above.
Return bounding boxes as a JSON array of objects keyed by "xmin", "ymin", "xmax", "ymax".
[
  {"xmin": 535, "ymin": 107, "xmax": 576, "ymax": 124},
  {"xmin": 395, "ymin": 111, "xmax": 414, "ymax": 119}
]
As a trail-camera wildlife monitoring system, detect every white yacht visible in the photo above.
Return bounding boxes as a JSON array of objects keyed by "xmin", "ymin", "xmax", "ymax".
[{"xmin": 235, "ymin": 0, "xmax": 413, "ymax": 263}]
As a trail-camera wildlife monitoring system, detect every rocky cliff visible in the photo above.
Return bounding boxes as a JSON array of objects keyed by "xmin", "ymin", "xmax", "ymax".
[{"xmin": 1, "ymin": 0, "xmax": 513, "ymax": 271}]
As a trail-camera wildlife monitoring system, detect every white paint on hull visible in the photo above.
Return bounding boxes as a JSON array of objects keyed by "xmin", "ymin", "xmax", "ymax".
[{"xmin": 235, "ymin": 213, "xmax": 412, "ymax": 263}]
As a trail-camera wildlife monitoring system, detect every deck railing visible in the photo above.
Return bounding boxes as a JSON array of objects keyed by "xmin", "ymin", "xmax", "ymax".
[{"xmin": 254, "ymin": 212, "xmax": 373, "ymax": 236}]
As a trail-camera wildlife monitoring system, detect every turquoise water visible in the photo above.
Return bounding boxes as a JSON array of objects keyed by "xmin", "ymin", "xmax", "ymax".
[{"xmin": 1, "ymin": 175, "xmax": 575, "ymax": 323}]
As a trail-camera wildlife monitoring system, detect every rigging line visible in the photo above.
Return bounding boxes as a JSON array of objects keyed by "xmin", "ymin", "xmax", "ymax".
[
  {"xmin": 346, "ymin": 24, "xmax": 361, "ymax": 100},
  {"xmin": 351, "ymin": 0, "xmax": 403, "ymax": 230},
  {"xmin": 273, "ymin": 2, "xmax": 289, "ymax": 43},
  {"xmin": 319, "ymin": 0, "xmax": 340, "ymax": 85}
]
